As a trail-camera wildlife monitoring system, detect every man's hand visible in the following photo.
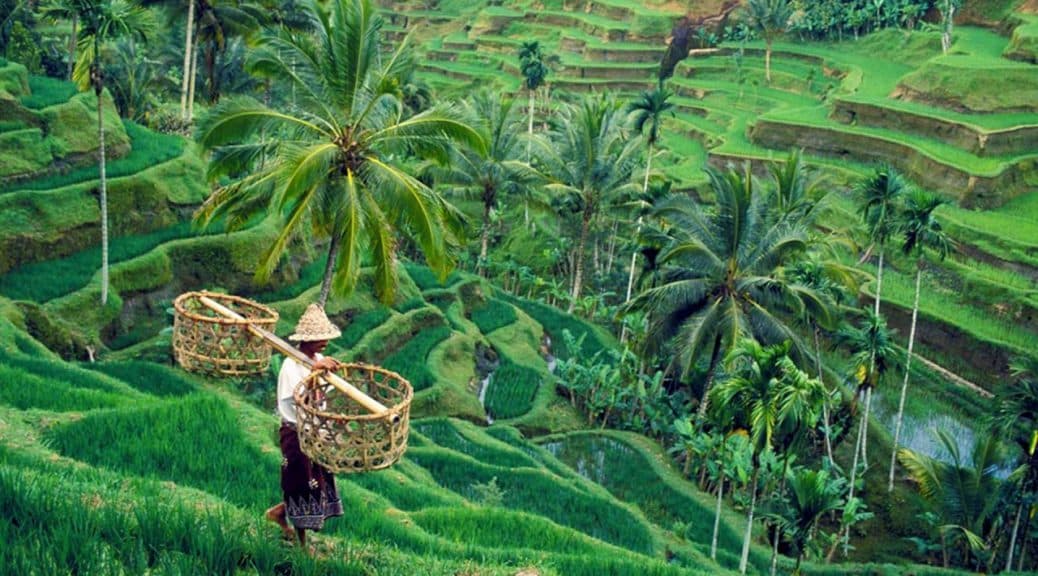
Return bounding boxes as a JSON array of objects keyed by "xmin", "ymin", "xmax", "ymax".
[{"xmin": 312, "ymin": 357, "xmax": 341, "ymax": 372}]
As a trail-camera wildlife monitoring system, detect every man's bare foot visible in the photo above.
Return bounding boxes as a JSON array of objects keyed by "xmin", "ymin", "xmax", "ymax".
[{"xmin": 265, "ymin": 504, "xmax": 295, "ymax": 540}]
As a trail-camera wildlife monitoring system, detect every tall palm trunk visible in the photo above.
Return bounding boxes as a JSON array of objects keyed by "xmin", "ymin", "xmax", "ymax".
[
  {"xmin": 873, "ymin": 247, "xmax": 884, "ymax": 316},
  {"xmin": 815, "ymin": 327, "xmax": 834, "ymax": 466},
  {"xmin": 67, "ymin": 14, "xmax": 78, "ymax": 81},
  {"xmin": 712, "ymin": 475, "xmax": 723, "ymax": 560},
  {"xmin": 889, "ymin": 262, "xmax": 922, "ymax": 491},
  {"xmin": 188, "ymin": 35, "xmax": 199, "ymax": 121},
  {"xmin": 180, "ymin": 0, "xmax": 195, "ymax": 119},
  {"xmin": 844, "ymin": 386, "xmax": 869, "ymax": 556},
  {"xmin": 739, "ymin": 467, "xmax": 759, "ymax": 575},
  {"xmin": 317, "ymin": 234, "xmax": 341, "ymax": 308},
  {"xmin": 568, "ymin": 207, "xmax": 592, "ymax": 313},
  {"xmin": 478, "ymin": 194, "xmax": 492, "ymax": 277},
  {"xmin": 620, "ymin": 145, "xmax": 652, "ymax": 343},
  {"xmin": 527, "ymin": 88, "xmax": 534, "ymax": 161},
  {"xmin": 1007, "ymin": 501, "xmax": 1023, "ymax": 572},
  {"xmin": 94, "ymin": 59, "xmax": 109, "ymax": 305}
]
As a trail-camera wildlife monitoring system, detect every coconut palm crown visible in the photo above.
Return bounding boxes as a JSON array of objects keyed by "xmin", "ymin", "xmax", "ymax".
[
  {"xmin": 629, "ymin": 164, "xmax": 832, "ymax": 412},
  {"xmin": 195, "ymin": 0, "xmax": 484, "ymax": 306}
]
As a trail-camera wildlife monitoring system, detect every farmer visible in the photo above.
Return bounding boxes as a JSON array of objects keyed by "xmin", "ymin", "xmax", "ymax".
[{"xmin": 265, "ymin": 304, "xmax": 344, "ymax": 551}]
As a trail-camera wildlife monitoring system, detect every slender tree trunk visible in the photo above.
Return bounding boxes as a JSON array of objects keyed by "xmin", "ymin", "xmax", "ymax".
[
  {"xmin": 67, "ymin": 14, "xmax": 77, "ymax": 81},
  {"xmin": 568, "ymin": 209, "xmax": 592, "ymax": 313},
  {"xmin": 188, "ymin": 36, "xmax": 199, "ymax": 121},
  {"xmin": 1019, "ymin": 522, "xmax": 1030, "ymax": 572},
  {"xmin": 862, "ymin": 387, "xmax": 872, "ymax": 468},
  {"xmin": 765, "ymin": 40, "xmax": 772, "ymax": 83},
  {"xmin": 317, "ymin": 235, "xmax": 341, "ymax": 308},
  {"xmin": 605, "ymin": 221, "xmax": 618, "ymax": 275},
  {"xmin": 739, "ymin": 468, "xmax": 759, "ymax": 575},
  {"xmin": 1007, "ymin": 502, "xmax": 1023, "ymax": 573},
  {"xmin": 527, "ymin": 88, "xmax": 534, "ymax": 161},
  {"xmin": 180, "ymin": 0, "xmax": 195, "ymax": 119},
  {"xmin": 620, "ymin": 215, "xmax": 643, "ymax": 346},
  {"xmin": 697, "ymin": 334, "xmax": 725, "ymax": 417},
  {"xmin": 712, "ymin": 475, "xmax": 724, "ymax": 561},
  {"xmin": 844, "ymin": 392, "xmax": 867, "ymax": 556},
  {"xmin": 479, "ymin": 197, "xmax": 491, "ymax": 277},
  {"xmin": 621, "ymin": 143, "xmax": 653, "ymax": 343},
  {"xmin": 815, "ymin": 327, "xmax": 834, "ymax": 466},
  {"xmin": 97, "ymin": 80, "xmax": 109, "ymax": 305},
  {"xmin": 873, "ymin": 247, "xmax": 884, "ymax": 316},
  {"xmin": 889, "ymin": 264, "xmax": 922, "ymax": 492}
]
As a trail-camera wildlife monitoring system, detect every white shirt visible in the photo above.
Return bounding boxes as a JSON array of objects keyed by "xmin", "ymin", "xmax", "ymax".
[{"xmin": 277, "ymin": 354, "xmax": 322, "ymax": 424}]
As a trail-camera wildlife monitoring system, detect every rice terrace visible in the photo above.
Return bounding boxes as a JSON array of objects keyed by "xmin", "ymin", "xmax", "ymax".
[{"xmin": 1, "ymin": 0, "xmax": 1038, "ymax": 573}]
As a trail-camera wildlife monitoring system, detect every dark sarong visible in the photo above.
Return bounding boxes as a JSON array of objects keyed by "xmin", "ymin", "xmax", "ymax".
[{"xmin": 279, "ymin": 422, "xmax": 343, "ymax": 531}]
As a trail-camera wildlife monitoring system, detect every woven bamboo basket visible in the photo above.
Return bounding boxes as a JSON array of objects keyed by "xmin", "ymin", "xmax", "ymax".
[
  {"xmin": 172, "ymin": 291, "xmax": 279, "ymax": 376},
  {"xmin": 294, "ymin": 363, "xmax": 412, "ymax": 473}
]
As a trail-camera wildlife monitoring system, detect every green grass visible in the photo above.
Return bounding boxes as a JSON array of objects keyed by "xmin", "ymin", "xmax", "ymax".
[
  {"xmin": 7, "ymin": 121, "xmax": 185, "ymax": 193},
  {"xmin": 468, "ymin": 297, "xmax": 518, "ymax": 334},
  {"xmin": 382, "ymin": 325, "xmax": 452, "ymax": 392},
  {"xmin": 20, "ymin": 75, "xmax": 78, "ymax": 109},
  {"xmin": 45, "ymin": 393, "xmax": 276, "ymax": 508},
  {"xmin": 862, "ymin": 261, "xmax": 1038, "ymax": 356},
  {"xmin": 0, "ymin": 363, "xmax": 127, "ymax": 411},
  {"xmin": 484, "ymin": 356, "xmax": 541, "ymax": 420},
  {"xmin": 498, "ymin": 293, "xmax": 615, "ymax": 362},
  {"xmin": 404, "ymin": 262, "xmax": 463, "ymax": 291},
  {"xmin": 406, "ymin": 444, "xmax": 659, "ymax": 555},
  {"xmin": 414, "ymin": 418, "xmax": 540, "ymax": 468},
  {"xmin": 85, "ymin": 361, "xmax": 198, "ymax": 397},
  {"xmin": 0, "ymin": 220, "xmax": 210, "ymax": 302},
  {"xmin": 335, "ymin": 307, "xmax": 394, "ymax": 350}
]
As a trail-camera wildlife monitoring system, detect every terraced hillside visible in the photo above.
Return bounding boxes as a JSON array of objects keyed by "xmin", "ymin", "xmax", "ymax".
[
  {"xmin": 385, "ymin": 0, "xmax": 1038, "ymax": 395},
  {"xmin": 0, "ymin": 304, "xmax": 980, "ymax": 575}
]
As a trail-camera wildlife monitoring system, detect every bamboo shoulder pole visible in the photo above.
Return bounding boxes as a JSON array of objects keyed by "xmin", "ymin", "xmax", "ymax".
[{"xmin": 197, "ymin": 295, "xmax": 390, "ymax": 416}]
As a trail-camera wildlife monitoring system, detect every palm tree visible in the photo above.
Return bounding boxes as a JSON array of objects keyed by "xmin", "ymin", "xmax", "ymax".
[
  {"xmin": 72, "ymin": 0, "xmax": 153, "ymax": 305},
  {"xmin": 424, "ymin": 91, "xmax": 541, "ymax": 276},
  {"xmin": 711, "ymin": 338, "xmax": 827, "ymax": 575},
  {"xmin": 991, "ymin": 357, "xmax": 1038, "ymax": 572},
  {"xmin": 517, "ymin": 40, "xmax": 548, "ymax": 160},
  {"xmin": 787, "ymin": 255, "xmax": 850, "ymax": 466},
  {"xmin": 856, "ymin": 165, "xmax": 906, "ymax": 318},
  {"xmin": 630, "ymin": 164, "xmax": 830, "ymax": 415},
  {"xmin": 193, "ymin": 0, "xmax": 264, "ymax": 104},
  {"xmin": 196, "ymin": 0, "xmax": 483, "ymax": 307},
  {"xmin": 39, "ymin": 0, "xmax": 85, "ymax": 80},
  {"xmin": 833, "ymin": 309, "xmax": 898, "ymax": 553},
  {"xmin": 743, "ymin": 0, "xmax": 792, "ymax": 83},
  {"xmin": 888, "ymin": 190, "xmax": 952, "ymax": 492},
  {"xmin": 623, "ymin": 85, "xmax": 673, "ymax": 323},
  {"xmin": 771, "ymin": 468, "xmax": 844, "ymax": 575},
  {"xmin": 538, "ymin": 95, "xmax": 640, "ymax": 314},
  {"xmin": 898, "ymin": 430, "xmax": 1007, "ymax": 568}
]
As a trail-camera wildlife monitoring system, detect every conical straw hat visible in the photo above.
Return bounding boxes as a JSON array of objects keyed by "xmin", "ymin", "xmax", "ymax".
[{"xmin": 288, "ymin": 304, "xmax": 342, "ymax": 341}]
